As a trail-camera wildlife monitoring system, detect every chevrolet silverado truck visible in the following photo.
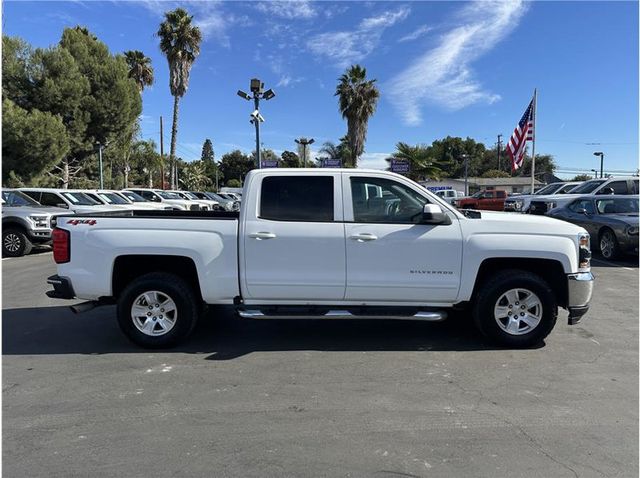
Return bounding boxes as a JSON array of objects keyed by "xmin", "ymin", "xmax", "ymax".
[
  {"xmin": 455, "ymin": 189, "xmax": 507, "ymax": 211},
  {"xmin": 46, "ymin": 169, "xmax": 594, "ymax": 349}
]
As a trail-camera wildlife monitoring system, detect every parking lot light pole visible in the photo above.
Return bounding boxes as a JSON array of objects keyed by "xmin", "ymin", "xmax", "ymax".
[
  {"xmin": 591, "ymin": 169, "xmax": 598, "ymax": 179},
  {"xmin": 295, "ymin": 138, "xmax": 315, "ymax": 167},
  {"xmin": 460, "ymin": 154, "xmax": 469, "ymax": 196},
  {"xmin": 95, "ymin": 141, "xmax": 109, "ymax": 189},
  {"xmin": 593, "ymin": 152, "xmax": 604, "ymax": 179},
  {"xmin": 238, "ymin": 79, "xmax": 275, "ymax": 169}
]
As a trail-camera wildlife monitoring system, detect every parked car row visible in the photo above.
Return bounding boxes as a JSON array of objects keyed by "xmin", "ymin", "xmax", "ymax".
[{"xmin": 2, "ymin": 187, "xmax": 241, "ymax": 257}]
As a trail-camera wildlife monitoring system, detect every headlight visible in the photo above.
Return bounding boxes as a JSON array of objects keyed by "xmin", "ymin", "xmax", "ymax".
[
  {"xmin": 627, "ymin": 226, "xmax": 638, "ymax": 235},
  {"xmin": 578, "ymin": 233, "xmax": 591, "ymax": 269},
  {"xmin": 514, "ymin": 200, "xmax": 523, "ymax": 211},
  {"xmin": 29, "ymin": 215, "xmax": 49, "ymax": 228}
]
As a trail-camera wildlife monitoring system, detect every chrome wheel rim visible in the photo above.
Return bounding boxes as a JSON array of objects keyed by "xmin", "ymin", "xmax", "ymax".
[
  {"xmin": 494, "ymin": 288, "xmax": 542, "ymax": 336},
  {"xmin": 4, "ymin": 233, "xmax": 21, "ymax": 252},
  {"xmin": 131, "ymin": 290, "xmax": 177, "ymax": 336},
  {"xmin": 600, "ymin": 232, "xmax": 614, "ymax": 258}
]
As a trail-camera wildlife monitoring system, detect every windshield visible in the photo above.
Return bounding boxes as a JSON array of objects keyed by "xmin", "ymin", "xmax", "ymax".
[
  {"xmin": 181, "ymin": 192, "xmax": 199, "ymax": 200},
  {"xmin": 121, "ymin": 191, "xmax": 147, "ymax": 202},
  {"xmin": 471, "ymin": 191, "xmax": 483, "ymax": 198},
  {"xmin": 596, "ymin": 197, "xmax": 639, "ymax": 214},
  {"xmin": 570, "ymin": 180, "xmax": 606, "ymax": 194},
  {"xmin": 205, "ymin": 192, "xmax": 226, "ymax": 201},
  {"xmin": 157, "ymin": 191, "xmax": 182, "ymax": 200},
  {"xmin": 98, "ymin": 192, "xmax": 129, "ymax": 204},
  {"xmin": 557, "ymin": 183, "xmax": 580, "ymax": 194},
  {"xmin": 1, "ymin": 190, "xmax": 41, "ymax": 207},
  {"xmin": 61, "ymin": 192, "xmax": 101, "ymax": 205},
  {"xmin": 535, "ymin": 183, "xmax": 562, "ymax": 195}
]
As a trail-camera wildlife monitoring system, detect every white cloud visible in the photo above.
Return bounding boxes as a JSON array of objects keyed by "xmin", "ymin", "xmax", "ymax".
[
  {"xmin": 358, "ymin": 153, "xmax": 391, "ymax": 170},
  {"xmin": 277, "ymin": 75, "xmax": 304, "ymax": 88},
  {"xmin": 359, "ymin": 7, "xmax": 410, "ymax": 30},
  {"xmin": 256, "ymin": 1, "xmax": 316, "ymax": 19},
  {"xmin": 307, "ymin": 6, "xmax": 411, "ymax": 68},
  {"xmin": 387, "ymin": 1, "xmax": 529, "ymax": 125},
  {"xmin": 398, "ymin": 25, "xmax": 432, "ymax": 43}
]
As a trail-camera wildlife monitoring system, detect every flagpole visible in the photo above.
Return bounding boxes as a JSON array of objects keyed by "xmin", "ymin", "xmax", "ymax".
[{"xmin": 530, "ymin": 88, "xmax": 537, "ymax": 193}]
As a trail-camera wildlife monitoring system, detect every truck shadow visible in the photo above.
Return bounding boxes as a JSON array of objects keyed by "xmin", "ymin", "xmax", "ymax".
[{"xmin": 2, "ymin": 305, "xmax": 544, "ymax": 359}]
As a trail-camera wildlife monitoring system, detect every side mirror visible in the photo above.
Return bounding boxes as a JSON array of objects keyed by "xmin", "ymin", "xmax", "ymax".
[
  {"xmin": 56, "ymin": 203, "xmax": 69, "ymax": 209},
  {"xmin": 422, "ymin": 204, "xmax": 451, "ymax": 225},
  {"xmin": 577, "ymin": 208, "xmax": 590, "ymax": 216}
]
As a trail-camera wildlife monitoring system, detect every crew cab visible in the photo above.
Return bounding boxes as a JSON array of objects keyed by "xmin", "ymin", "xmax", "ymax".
[
  {"xmin": 47, "ymin": 169, "xmax": 594, "ymax": 349},
  {"xmin": 455, "ymin": 189, "xmax": 507, "ymax": 211},
  {"xmin": 503, "ymin": 182, "xmax": 581, "ymax": 213}
]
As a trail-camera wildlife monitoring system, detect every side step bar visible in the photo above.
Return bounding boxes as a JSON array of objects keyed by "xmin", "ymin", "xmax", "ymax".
[{"xmin": 237, "ymin": 309, "xmax": 447, "ymax": 322}]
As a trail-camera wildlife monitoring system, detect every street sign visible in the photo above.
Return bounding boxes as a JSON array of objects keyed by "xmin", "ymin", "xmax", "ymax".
[
  {"xmin": 390, "ymin": 159, "xmax": 410, "ymax": 174},
  {"xmin": 321, "ymin": 158, "xmax": 342, "ymax": 168},
  {"xmin": 261, "ymin": 160, "xmax": 279, "ymax": 168}
]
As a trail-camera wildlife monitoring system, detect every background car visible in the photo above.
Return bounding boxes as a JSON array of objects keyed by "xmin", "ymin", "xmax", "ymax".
[
  {"xmin": 548, "ymin": 195, "xmax": 639, "ymax": 259},
  {"xmin": 124, "ymin": 188, "xmax": 198, "ymax": 210},
  {"xmin": 2, "ymin": 190, "xmax": 68, "ymax": 257},
  {"xmin": 529, "ymin": 177, "xmax": 639, "ymax": 215},
  {"xmin": 191, "ymin": 191, "xmax": 240, "ymax": 211},
  {"xmin": 434, "ymin": 189, "xmax": 465, "ymax": 205},
  {"xmin": 455, "ymin": 189, "xmax": 507, "ymax": 211},
  {"xmin": 503, "ymin": 181, "xmax": 582, "ymax": 213},
  {"xmin": 19, "ymin": 188, "xmax": 121, "ymax": 214}
]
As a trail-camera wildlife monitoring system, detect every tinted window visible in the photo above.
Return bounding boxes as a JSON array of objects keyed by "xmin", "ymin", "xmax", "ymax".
[
  {"xmin": 351, "ymin": 177, "xmax": 427, "ymax": 224},
  {"xmin": 596, "ymin": 181, "xmax": 629, "ymax": 195},
  {"xmin": 571, "ymin": 180, "xmax": 605, "ymax": 194},
  {"xmin": 596, "ymin": 197, "xmax": 639, "ymax": 214},
  {"xmin": 2, "ymin": 191, "xmax": 41, "ymax": 206},
  {"xmin": 22, "ymin": 191, "xmax": 41, "ymax": 202},
  {"xmin": 260, "ymin": 176, "xmax": 334, "ymax": 221},
  {"xmin": 633, "ymin": 180, "xmax": 639, "ymax": 194},
  {"xmin": 497, "ymin": 191, "xmax": 506, "ymax": 198},
  {"xmin": 40, "ymin": 192, "xmax": 65, "ymax": 207}
]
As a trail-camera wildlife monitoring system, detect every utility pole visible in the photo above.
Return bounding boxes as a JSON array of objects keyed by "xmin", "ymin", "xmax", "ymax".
[
  {"xmin": 95, "ymin": 141, "xmax": 109, "ymax": 189},
  {"xmin": 497, "ymin": 134, "xmax": 503, "ymax": 171},
  {"xmin": 159, "ymin": 116, "xmax": 165, "ymax": 189},
  {"xmin": 461, "ymin": 154, "xmax": 469, "ymax": 196}
]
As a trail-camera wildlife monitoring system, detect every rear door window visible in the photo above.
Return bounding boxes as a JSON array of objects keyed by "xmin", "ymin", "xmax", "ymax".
[{"xmin": 260, "ymin": 176, "xmax": 334, "ymax": 222}]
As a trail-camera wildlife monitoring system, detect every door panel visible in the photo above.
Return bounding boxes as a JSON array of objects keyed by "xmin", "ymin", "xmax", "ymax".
[
  {"xmin": 242, "ymin": 174, "xmax": 346, "ymax": 301},
  {"xmin": 344, "ymin": 174, "xmax": 463, "ymax": 303}
]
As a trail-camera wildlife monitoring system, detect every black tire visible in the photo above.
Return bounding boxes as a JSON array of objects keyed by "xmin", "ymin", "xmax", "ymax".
[
  {"xmin": 117, "ymin": 272, "xmax": 200, "ymax": 348},
  {"xmin": 599, "ymin": 228, "xmax": 619, "ymax": 260},
  {"xmin": 2, "ymin": 228, "xmax": 33, "ymax": 257},
  {"xmin": 472, "ymin": 269, "xmax": 557, "ymax": 348}
]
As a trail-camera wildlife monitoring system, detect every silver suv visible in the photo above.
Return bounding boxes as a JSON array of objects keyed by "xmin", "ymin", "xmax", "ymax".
[{"xmin": 2, "ymin": 190, "xmax": 69, "ymax": 257}]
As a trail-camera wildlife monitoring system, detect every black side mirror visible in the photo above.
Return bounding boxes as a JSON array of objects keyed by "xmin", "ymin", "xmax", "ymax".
[
  {"xmin": 56, "ymin": 203, "xmax": 69, "ymax": 209},
  {"xmin": 577, "ymin": 208, "xmax": 591, "ymax": 216},
  {"xmin": 422, "ymin": 204, "xmax": 451, "ymax": 225}
]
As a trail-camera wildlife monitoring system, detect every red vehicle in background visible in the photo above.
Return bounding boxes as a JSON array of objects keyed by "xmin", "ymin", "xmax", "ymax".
[{"xmin": 454, "ymin": 189, "xmax": 507, "ymax": 211}]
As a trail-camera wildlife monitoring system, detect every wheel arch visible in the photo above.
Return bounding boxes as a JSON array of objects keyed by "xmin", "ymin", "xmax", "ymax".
[
  {"xmin": 2, "ymin": 218, "xmax": 29, "ymax": 233},
  {"xmin": 112, "ymin": 255, "xmax": 204, "ymax": 302},
  {"xmin": 471, "ymin": 258, "xmax": 568, "ymax": 308}
]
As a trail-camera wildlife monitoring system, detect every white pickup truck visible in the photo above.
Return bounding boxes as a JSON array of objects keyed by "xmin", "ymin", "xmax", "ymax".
[{"xmin": 47, "ymin": 169, "xmax": 594, "ymax": 349}]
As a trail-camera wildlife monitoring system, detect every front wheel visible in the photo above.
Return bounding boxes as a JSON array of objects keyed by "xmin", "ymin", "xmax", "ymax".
[
  {"xmin": 117, "ymin": 272, "xmax": 200, "ymax": 348},
  {"xmin": 599, "ymin": 228, "xmax": 619, "ymax": 260},
  {"xmin": 3, "ymin": 228, "xmax": 32, "ymax": 257},
  {"xmin": 473, "ymin": 270, "xmax": 557, "ymax": 347}
]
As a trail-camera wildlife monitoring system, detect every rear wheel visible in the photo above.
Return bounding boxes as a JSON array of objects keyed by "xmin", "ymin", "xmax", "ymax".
[
  {"xmin": 473, "ymin": 269, "xmax": 557, "ymax": 347},
  {"xmin": 3, "ymin": 228, "xmax": 32, "ymax": 257},
  {"xmin": 117, "ymin": 272, "xmax": 200, "ymax": 348},
  {"xmin": 599, "ymin": 228, "xmax": 619, "ymax": 260}
]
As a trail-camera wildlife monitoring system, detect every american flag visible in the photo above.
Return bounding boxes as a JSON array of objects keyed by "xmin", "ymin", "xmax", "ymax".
[{"xmin": 507, "ymin": 97, "xmax": 535, "ymax": 171}]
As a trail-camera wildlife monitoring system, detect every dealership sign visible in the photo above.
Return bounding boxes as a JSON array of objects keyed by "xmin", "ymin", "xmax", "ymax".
[
  {"xmin": 261, "ymin": 160, "xmax": 279, "ymax": 168},
  {"xmin": 390, "ymin": 159, "xmax": 410, "ymax": 174},
  {"xmin": 321, "ymin": 158, "xmax": 342, "ymax": 168}
]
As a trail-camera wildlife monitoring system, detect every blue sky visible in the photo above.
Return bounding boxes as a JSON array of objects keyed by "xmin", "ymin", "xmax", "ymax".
[{"xmin": 3, "ymin": 0, "xmax": 639, "ymax": 177}]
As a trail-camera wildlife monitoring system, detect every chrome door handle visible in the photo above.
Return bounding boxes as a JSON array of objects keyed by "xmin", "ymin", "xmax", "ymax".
[
  {"xmin": 349, "ymin": 233, "xmax": 378, "ymax": 242},
  {"xmin": 249, "ymin": 231, "xmax": 277, "ymax": 240}
]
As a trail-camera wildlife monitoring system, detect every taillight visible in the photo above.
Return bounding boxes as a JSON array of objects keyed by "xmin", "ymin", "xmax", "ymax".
[{"xmin": 52, "ymin": 228, "xmax": 70, "ymax": 264}]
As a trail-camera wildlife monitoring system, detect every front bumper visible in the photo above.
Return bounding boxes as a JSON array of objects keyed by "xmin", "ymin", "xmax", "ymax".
[
  {"xmin": 566, "ymin": 272, "xmax": 595, "ymax": 325},
  {"xmin": 46, "ymin": 274, "xmax": 76, "ymax": 299},
  {"xmin": 27, "ymin": 229, "xmax": 53, "ymax": 244}
]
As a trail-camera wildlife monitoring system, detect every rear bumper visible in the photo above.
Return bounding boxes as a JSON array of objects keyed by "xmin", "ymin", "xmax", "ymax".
[
  {"xmin": 566, "ymin": 272, "xmax": 595, "ymax": 325},
  {"xmin": 46, "ymin": 274, "xmax": 76, "ymax": 299}
]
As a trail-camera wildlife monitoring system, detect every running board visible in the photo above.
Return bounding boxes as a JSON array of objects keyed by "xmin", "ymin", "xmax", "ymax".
[{"xmin": 237, "ymin": 309, "xmax": 447, "ymax": 322}]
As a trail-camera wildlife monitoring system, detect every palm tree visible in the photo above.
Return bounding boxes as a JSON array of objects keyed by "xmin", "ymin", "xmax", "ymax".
[
  {"xmin": 385, "ymin": 142, "xmax": 449, "ymax": 182},
  {"xmin": 124, "ymin": 50, "xmax": 154, "ymax": 92},
  {"xmin": 157, "ymin": 8, "xmax": 202, "ymax": 188},
  {"xmin": 179, "ymin": 161, "xmax": 211, "ymax": 190},
  {"xmin": 335, "ymin": 65, "xmax": 379, "ymax": 167},
  {"xmin": 319, "ymin": 141, "xmax": 341, "ymax": 159}
]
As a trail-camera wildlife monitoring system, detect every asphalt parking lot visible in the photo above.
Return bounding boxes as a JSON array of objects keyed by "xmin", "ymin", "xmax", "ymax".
[{"xmin": 2, "ymin": 251, "xmax": 638, "ymax": 477}]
